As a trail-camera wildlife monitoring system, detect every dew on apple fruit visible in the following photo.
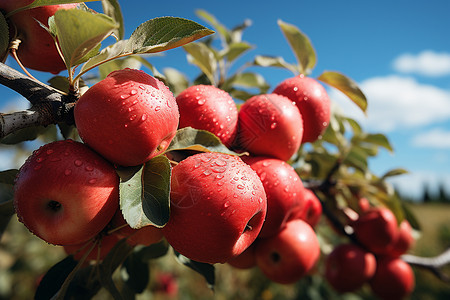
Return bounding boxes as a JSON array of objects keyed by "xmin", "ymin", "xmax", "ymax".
[
  {"xmin": 120, "ymin": 94, "xmax": 130, "ymax": 100},
  {"xmin": 64, "ymin": 169, "xmax": 72, "ymax": 176},
  {"xmin": 224, "ymin": 201, "xmax": 231, "ymax": 208},
  {"xmin": 270, "ymin": 122, "xmax": 278, "ymax": 129},
  {"xmin": 74, "ymin": 160, "xmax": 83, "ymax": 167},
  {"xmin": 141, "ymin": 114, "xmax": 147, "ymax": 121},
  {"xmin": 130, "ymin": 89, "xmax": 138, "ymax": 95},
  {"xmin": 34, "ymin": 165, "xmax": 42, "ymax": 171},
  {"xmin": 203, "ymin": 169, "xmax": 212, "ymax": 176},
  {"xmin": 85, "ymin": 166, "xmax": 94, "ymax": 172},
  {"xmin": 89, "ymin": 179, "xmax": 97, "ymax": 184},
  {"xmin": 36, "ymin": 157, "xmax": 44, "ymax": 163},
  {"xmin": 155, "ymin": 106, "xmax": 161, "ymax": 111}
]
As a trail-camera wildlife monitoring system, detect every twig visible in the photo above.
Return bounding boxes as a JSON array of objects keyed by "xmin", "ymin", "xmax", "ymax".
[{"xmin": 402, "ymin": 248, "xmax": 450, "ymax": 283}]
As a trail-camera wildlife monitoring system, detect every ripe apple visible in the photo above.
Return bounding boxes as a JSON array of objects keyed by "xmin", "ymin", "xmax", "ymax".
[
  {"xmin": 64, "ymin": 233, "xmax": 121, "ymax": 262},
  {"xmin": 176, "ymin": 85, "xmax": 238, "ymax": 147},
  {"xmin": 255, "ymin": 219, "xmax": 320, "ymax": 284},
  {"xmin": 273, "ymin": 74, "xmax": 331, "ymax": 143},
  {"xmin": 227, "ymin": 243, "xmax": 257, "ymax": 269},
  {"xmin": 242, "ymin": 156, "xmax": 305, "ymax": 238},
  {"xmin": 74, "ymin": 68, "xmax": 179, "ymax": 167},
  {"xmin": 352, "ymin": 206, "xmax": 398, "ymax": 254},
  {"xmin": 288, "ymin": 188, "xmax": 322, "ymax": 228},
  {"xmin": 386, "ymin": 219, "xmax": 415, "ymax": 257},
  {"xmin": 324, "ymin": 243, "xmax": 376, "ymax": 293},
  {"xmin": 235, "ymin": 93, "xmax": 303, "ymax": 161},
  {"xmin": 370, "ymin": 256, "xmax": 415, "ymax": 300},
  {"xmin": 161, "ymin": 152, "xmax": 267, "ymax": 264},
  {"xmin": 13, "ymin": 139, "xmax": 119, "ymax": 246},
  {"xmin": 1, "ymin": 0, "xmax": 80, "ymax": 73},
  {"xmin": 109, "ymin": 209, "xmax": 163, "ymax": 246}
]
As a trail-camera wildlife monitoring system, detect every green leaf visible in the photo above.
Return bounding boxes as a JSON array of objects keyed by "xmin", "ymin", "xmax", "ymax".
[
  {"xmin": 79, "ymin": 39, "xmax": 128, "ymax": 74},
  {"xmin": 277, "ymin": 19, "xmax": 316, "ymax": 74},
  {"xmin": 196, "ymin": 9, "xmax": 230, "ymax": 44},
  {"xmin": 222, "ymin": 72, "xmax": 270, "ymax": 94},
  {"xmin": 318, "ymin": 71, "xmax": 368, "ymax": 113},
  {"xmin": 183, "ymin": 42, "xmax": 217, "ymax": 85},
  {"xmin": 122, "ymin": 252, "xmax": 150, "ymax": 294},
  {"xmin": 0, "ymin": 169, "xmax": 18, "ymax": 185},
  {"xmin": 133, "ymin": 240, "xmax": 170, "ymax": 261},
  {"xmin": 166, "ymin": 127, "xmax": 238, "ymax": 155},
  {"xmin": 360, "ymin": 133, "xmax": 394, "ymax": 152},
  {"xmin": 119, "ymin": 156, "xmax": 171, "ymax": 229},
  {"xmin": 5, "ymin": 0, "xmax": 97, "ymax": 17},
  {"xmin": 101, "ymin": 0, "xmax": 125, "ymax": 40},
  {"xmin": 0, "ymin": 12, "xmax": 9, "ymax": 62},
  {"xmin": 163, "ymin": 67, "xmax": 189, "ymax": 97},
  {"xmin": 253, "ymin": 55, "xmax": 297, "ymax": 74},
  {"xmin": 51, "ymin": 8, "xmax": 118, "ymax": 68},
  {"xmin": 174, "ymin": 251, "xmax": 215, "ymax": 290},
  {"xmin": 220, "ymin": 41, "xmax": 253, "ymax": 63},
  {"xmin": 98, "ymin": 56, "xmax": 142, "ymax": 80},
  {"xmin": 127, "ymin": 17, "xmax": 214, "ymax": 54},
  {"xmin": 381, "ymin": 168, "xmax": 409, "ymax": 180}
]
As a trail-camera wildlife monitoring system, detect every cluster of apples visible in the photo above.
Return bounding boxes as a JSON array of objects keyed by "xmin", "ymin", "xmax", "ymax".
[{"xmin": 324, "ymin": 199, "xmax": 416, "ymax": 299}]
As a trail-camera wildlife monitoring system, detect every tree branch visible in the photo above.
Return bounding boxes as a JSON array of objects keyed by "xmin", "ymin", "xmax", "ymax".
[
  {"xmin": 402, "ymin": 248, "xmax": 450, "ymax": 283},
  {"xmin": 0, "ymin": 62, "xmax": 76, "ymax": 139}
]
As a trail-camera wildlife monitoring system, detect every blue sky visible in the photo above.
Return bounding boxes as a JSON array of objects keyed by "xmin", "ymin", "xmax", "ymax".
[{"xmin": 1, "ymin": 0, "xmax": 449, "ymax": 199}]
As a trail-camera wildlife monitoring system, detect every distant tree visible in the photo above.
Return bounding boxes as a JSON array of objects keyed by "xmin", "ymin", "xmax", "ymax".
[
  {"xmin": 422, "ymin": 184, "xmax": 433, "ymax": 203},
  {"xmin": 438, "ymin": 182, "xmax": 449, "ymax": 203}
]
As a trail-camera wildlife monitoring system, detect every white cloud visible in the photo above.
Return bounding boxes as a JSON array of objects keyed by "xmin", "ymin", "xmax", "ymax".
[
  {"xmin": 412, "ymin": 128, "xmax": 450, "ymax": 149},
  {"xmin": 331, "ymin": 75, "xmax": 450, "ymax": 132},
  {"xmin": 393, "ymin": 50, "xmax": 450, "ymax": 77}
]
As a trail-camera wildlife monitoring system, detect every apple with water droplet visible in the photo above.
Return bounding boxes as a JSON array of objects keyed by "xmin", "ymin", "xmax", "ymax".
[
  {"xmin": 273, "ymin": 75, "xmax": 330, "ymax": 143},
  {"xmin": 176, "ymin": 85, "xmax": 238, "ymax": 147},
  {"xmin": 288, "ymin": 188, "xmax": 322, "ymax": 228},
  {"xmin": 325, "ymin": 243, "xmax": 376, "ymax": 293},
  {"xmin": 242, "ymin": 156, "xmax": 305, "ymax": 238},
  {"xmin": 14, "ymin": 139, "xmax": 119, "ymax": 246},
  {"xmin": 0, "ymin": 0, "xmax": 80, "ymax": 73},
  {"xmin": 74, "ymin": 68, "xmax": 179, "ymax": 167},
  {"xmin": 369, "ymin": 256, "xmax": 415, "ymax": 300},
  {"xmin": 255, "ymin": 219, "xmax": 320, "ymax": 284},
  {"xmin": 162, "ymin": 152, "xmax": 267, "ymax": 264},
  {"xmin": 235, "ymin": 93, "xmax": 303, "ymax": 161}
]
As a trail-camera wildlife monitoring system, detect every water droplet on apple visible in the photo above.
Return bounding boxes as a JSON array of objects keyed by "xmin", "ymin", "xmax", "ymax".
[
  {"xmin": 34, "ymin": 165, "xmax": 42, "ymax": 171},
  {"xmin": 293, "ymin": 87, "xmax": 298, "ymax": 92},
  {"xmin": 270, "ymin": 122, "xmax": 277, "ymax": 129},
  {"xmin": 141, "ymin": 114, "xmax": 147, "ymax": 121},
  {"xmin": 197, "ymin": 99, "xmax": 205, "ymax": 105},
  {"xmin": 36, "ymin": 157, "xmax": 44, "ymax": 163},
  {"xmin": 64, "ymin": 169, "xmax": 72, "ymax": 176},
  {"xmin": 129, "ymin": 115, "xmax": 137, "ymax": 121},
  {"xmin": 130, "ymin": 89, "xmax": 137, "ymax": 95},
  {"xmin": 85, "ymin": 166, "xmax": 94, "ymax": 172},
  {"xmin": 237, "ymin": 184, "xmax": 245, "ymax": 190},
  {"xmin": 203, "ymin": 169, "xmax": 212, "ymax": 176},
  {"xmin": 120, "ymin": 94, "xmax": 130, "ymax": 100},
  {"xmin": 46, "ymin": 149, "xmax": 54, "ymax": 155},
  {"xmin": 139, "ymin": 85, "xmax": 146, "ymax": 90},
  {"xmin": 224, "ymin": 201, "xmax": 231, "ymax": 208},
  {"xmin": 155, "ymin": 106, "xmax": 161, "ymax": 111},
  {"xmin": 88, "ymin": 178, "xmax": 97, "ymax": 184},
  {"xmin": 74, "ymin": 160, "xmax": 83, "ymax": 167}
]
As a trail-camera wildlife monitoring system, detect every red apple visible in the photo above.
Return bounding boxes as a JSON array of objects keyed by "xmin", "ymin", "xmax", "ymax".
[
  {"xmin": 352, "ymin": 207, "xmax": 398, "ymax": 254},
  {"xmin": 288, "ymin": 188, "xmax": 322, "ymax": 228},
  {"xmin": 242, "ymin": 156, "xmax": 305, "ymax": 238},
  {"xmin": 255, "ymin": 219, "xmax": 320, "ymax": 284},
  {"xmin": 74, "ymin": 68, "xmax": 179, "ymax": 166},
  {"xmin": 162, "ymin": 152, "xmax": 267, "ymax": 264},
  {"xmin": 386, "ymin": 220, "xmax": 415, "ymax": 257},
  {"xmin": 1, "ymin": 0, "xmax": 80, "ymax": 73},
  {"xmin": 273, "ymin": 75, "xmax": 331, "ymax": 143},
  {"xmin": 325, "ymin": 243, "xmax": 376, "ymax": 293},
  {"xmin": 176, "ymin": 85, "xmax": 238, "ymax": 147},
  {"xmin": 64, "ymin": 233, "xmax": 121, "ymax": 262},
  {"xmin": 227, "ymin": 243, "xmax": 257, "ymax": 269},
  {"xmin": 370, "ymin": 256, "xmax": 415, "ymax": 300},
  {"xmin": 236, "ymin": 93, "xmax": 303, "ymax": 161},
  {"xmin": 13, "ymin": 139, "xmax": 119, "ymax": 246},
  {"xmin": 109, "ymin": 209, "xmax": 163, "ymax": 247}
]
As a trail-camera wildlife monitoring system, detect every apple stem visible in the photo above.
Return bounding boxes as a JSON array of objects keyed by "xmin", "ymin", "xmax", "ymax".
[{"xmin": 8, "ymin": 39, "xmax": 38, "ymax": 82}]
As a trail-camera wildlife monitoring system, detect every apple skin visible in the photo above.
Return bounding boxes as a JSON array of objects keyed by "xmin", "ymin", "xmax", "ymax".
[
  {"xmin": 255, "ymin": 219, "xmax": 320, "ymax": 284},
  {"xmin": 324, "ymin": 243, "xmax": 376, "ymax": 293},
  {"xmin": 1, "ymin": 0, "xmax": 80, "ymax": 73},
  {"xmin": 235, "ymin": 93, "xmax": 303, "ymax": 161},
  {"xmin": 13, "ymin": 139, "xmax": 119, "ymax": 246},
  {"xmin": 370, "ymin": 256, "xmax": 415, "ymax": 300},
  {"xmin": 288, "ymin": 188, "xmax": 322, "ymax": 228},
  {"xmin": 352, "ymin": 207, "xmax": 398, "ymax": 255},
  {"xmin": 227, "ymin": 243, "xmax": 257, "ymax": 269},
  {"xmin": 242, "ymin": 156, "xmax": 305, "ymax": 238},
  {"xmin": 74, "ymin": 68, "xmax": 179, "ymax": 167},
  {"xmin": 385, "ymin": 220, "xmax": 415, "ymax": 257},
  {"xmin": 176, "ymin": 85, "xmax": 238, "ymax": 148},
  {"xmin": 162, "ymin": 152, "xmax": 267, "ymax": 264},
  {"xmin": 273, "ymin": 75, "xmax": 331, "ymax": 143}
]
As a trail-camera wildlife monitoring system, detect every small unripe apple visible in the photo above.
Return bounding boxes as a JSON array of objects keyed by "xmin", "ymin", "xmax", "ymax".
[
  {"xmin": 273, "ymin": 75, "xmax": 331, "ymax": 143},
  {"xmin": 242, "ymin": 156, "xmax": 305, "ymax": 238},
  {"xmin": 236, "ymin": 93, "xmax": 303, "ymax": 161},
  {"xmin": 162, "ymin": 152, "xmax": 267, "ymax": 264},
  {"xmin": 255, "ymin": 219, "xmax": 320, "ymax": 284},
  {"xmin": 176, "ymin": 85, "xmax": 238, "ymax": 147},
  {"xmin": 325, "ymin": 243, "xmax": 376, "ymax": 293},
  {"xmin": 352, "ymin": 206, "xmax": 398, "ymax": 254},
  {"xmin": 14, "ymin": 139, "xmax": 119, "ymax": 246},
  {"xmin": 74, "ymin": 68, "xmax": 179, "ymax": 167},
  {"xmin": 1, "ymin": 0, "xmax": 80, "ymax": 73},
  {"xmin": 370, "ymin": 256, "xmax": 415, "ymax": 300},
  {"xmin": 288, "ymin": 188, "xmax": 322, "ymax": 228}
]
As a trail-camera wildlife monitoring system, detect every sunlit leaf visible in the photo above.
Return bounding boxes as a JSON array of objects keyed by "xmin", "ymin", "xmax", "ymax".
[
  {"xmin": 163, "ymin": 67, "xmax": 189, "ymax": 96},
  {"xmin": 277, "ymin": 19, "xmax": 316, "ymax": 74},
  {"xmin": 51, "ymin": 9, "xmax": 118, "ymax": 68},
  {"xmin": 183, "ymin": 42, "xmax": 217, "ymax": 85},
  {"xmin": 222, "ymin": 72, "xmax": 270, "ymax": 95},
  {"xmin": 196, "ymin": 9, "xmax": 230, "ymax": 44},
  {"xmin": 98, "ymin": 56, "xmax": 141, "ymax": 80},
  {"xmin": 119, "ymin": 156, "xmax": 171, "ymax": 229},
  {"xmin": 5, "ymin": 0, "xmax": 97, "ymax": 17},
  {"xmin": 167, "ymin": 127, "xmax": 238, "ymax": 155},
  {"xmin": 252, "ymin": 55, "xmax": 297, "ymax": 74},
  {"xmin": 80, "ymin": 39, "xmax": 128, "ymax": 74},
  {"xmin": 230, "ymin": 19, "xmax": 252, "ymax": 43},
  {"xmin": 318, "ymin": 71, "xmax": 368, "ymax": 113},
  {"xmin": 101, "ymin": 0, "xmax": 124, "ymax": 39},
  {"xmin": 220, "ymin": 41, "xmax": 253, "ymax": 63},
  {"xmin": 381, "ymin": 168, "xmax": 409, "ymax": 180},
  {"xmin": 359, "ymin": 133, "xmax": 394, "ymax": 152}
]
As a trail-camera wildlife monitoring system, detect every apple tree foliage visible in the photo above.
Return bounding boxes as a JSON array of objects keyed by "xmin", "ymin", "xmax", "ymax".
[{"xmin": 0, "ymin": 0, "xmax": 448, "ymax": 299}]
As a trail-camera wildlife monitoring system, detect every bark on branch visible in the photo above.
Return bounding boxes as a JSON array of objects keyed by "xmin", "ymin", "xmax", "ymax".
[{"xmin": 0, "ymin": 62, "xmax": 76, "ymax": 139}]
